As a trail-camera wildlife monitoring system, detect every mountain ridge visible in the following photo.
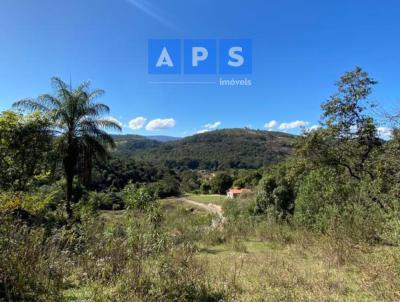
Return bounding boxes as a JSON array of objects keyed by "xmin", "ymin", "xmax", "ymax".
[{"xmin": 113, "ymin": 128, "xmax": 295, "ymax": 170}]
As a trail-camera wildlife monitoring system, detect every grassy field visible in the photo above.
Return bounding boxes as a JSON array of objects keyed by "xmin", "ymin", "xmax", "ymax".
[
  {"xmin": 86, "ymin": 199, "xmax": 400, "ymax": 302},
  {"xmin": 184, "ymin": 193, "xmax": 228, "ymax": 206},
  {"xmin": 199, "ymin": 239, "xmax": 399, "ymax": 301}
]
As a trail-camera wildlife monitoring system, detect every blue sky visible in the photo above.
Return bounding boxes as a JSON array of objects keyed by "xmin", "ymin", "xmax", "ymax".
[{"xmin": 0, "ymin": 0, "xmax": 399, "ymax": 136}]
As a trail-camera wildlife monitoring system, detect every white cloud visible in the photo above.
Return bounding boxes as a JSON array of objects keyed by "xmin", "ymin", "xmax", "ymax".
[
  {"xmin": 308, "ymin": 124, "xmax": 321, "ymax": 131},
  {"xmin": 128, "ymin": 116, "xmax": 147, "ymax": 130},
  {"xmin": 377, "ymin": 127, "xmax": 393, "ymax": 139},
  {"xmin": 204, "ymin": 121, "xmax": 221, "ymax": 130},
  {"xmin": 196, "ymin": 129, "xmax": 210, "ymax": 134},
  {"xmin": 104, "ymin": 116, "xmax": 123, "ymax": 128},
  {"xmin": 145, "ymin": 118, "xmax": 176, "ymax": 131},
  {"xmin": 264, "ymin": 120, "xmax": 278, "ymax": 129},
  {"xmin": 278, "ymin": 120, "xmax": 309, "ymax": 130}
]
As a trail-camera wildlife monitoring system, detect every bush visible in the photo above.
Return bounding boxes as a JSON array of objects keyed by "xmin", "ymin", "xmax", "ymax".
[
  {"xmin": 86, "ymin": 191, "xmax": 124, "ymax": 211},
  {"xmin": 123, "ymin": 184, "xmax": 158, "ymax": 212},
  {"xmin": 0, "ymin": 217, "xmax": 65, "ymax": 301},
  {"xmin": 210, "ymin": 172, "xmax": 233, "ymax": 194},
  {"xmin": 255, "ymin": 174, "xmax": 294, "ymax": 219},
  {"xmin": 294, "ymin": 167, "xmax": 354, "ymax": 231},
  {"xmin": 147, "ymin": 176, "xmax": 181, "ymax": 198},
  {"xmin": 200, "ymin": 182, "xmax": 211, "ymax": 194}
]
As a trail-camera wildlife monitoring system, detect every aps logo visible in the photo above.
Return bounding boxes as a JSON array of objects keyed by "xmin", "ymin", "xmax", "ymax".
[{"xmin": 148, "ymin": 39, "xmax": 252, "ymax": 75}]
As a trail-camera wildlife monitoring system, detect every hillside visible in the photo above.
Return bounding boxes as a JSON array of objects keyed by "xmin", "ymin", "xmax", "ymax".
[
  {"xmin": 145, "ymin": 135, "xmax": 181, "ymax": 142},
  {"xmin": 112, "ymin": 135, "xmax": 162, "ymax": 156},
  {"xmin": 114, "ymin": 129, "xmax": 295, "ymax": 170}
]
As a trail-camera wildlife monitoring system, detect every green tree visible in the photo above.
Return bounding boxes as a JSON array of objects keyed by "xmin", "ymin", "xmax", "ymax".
[
  {"xmin": 297, "ymin": 67, "xmax": 382, "ymax": 181},
  {"xmin": 180, "ymin": 171, "xmax": 200, "ymax": 192},
  {"xmin": 255, "ymin": 174, "xmax": 295, "ymax": 219},
  {"xmin": 210, "ymin": 172, "xmax": 233, "ymax": 194},
  {"xmin": 0, "ymin": 111, "xmax": 52, "ymax": 190},
  {"xmin": 233, "ymin": 169, "xmax": 262, "ymax": 188},
  {"xmin": 13, "ymin": 77, "xmax": 121, "ymax": 218}
]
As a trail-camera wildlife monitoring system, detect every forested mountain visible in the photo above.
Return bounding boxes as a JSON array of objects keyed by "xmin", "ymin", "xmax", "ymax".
[
  {"xmin": 113, "ymin": 129, "xmax": 295, "ymax": 170},
  {"xmin": 145, "ymin": 135, "xmax": 181, "ymax": 142}
]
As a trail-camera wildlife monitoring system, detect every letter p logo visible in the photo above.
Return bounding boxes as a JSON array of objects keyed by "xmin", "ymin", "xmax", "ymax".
[{"xmin": 184, "ymin": 39, "xmax": 217, "ymax": 74}]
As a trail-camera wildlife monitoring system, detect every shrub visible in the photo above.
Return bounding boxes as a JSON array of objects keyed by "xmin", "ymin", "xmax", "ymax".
[
  {"xmin": 294, "ymin": 167, "xmax": 354, "ymax": 231},
  {"xmin": 86, "ymin": 191, "xmax": 124, "ymax": 211},
  {"xmin": 255, "ymin": 174, "xmax": 295, "ymax": 219},
  {"xmin": 123, "ymin": 184, "xmax": 158, "ymax": 212},
  {"xmin": 200, "ymin": 182, "xmax": 211, "ymax": 194},
  {"xmin": 147, "ymin": 176, "xmax": 181, "ymax": 198},
  {"xmin": 0, "ymin": 217, "xmax": 65, "ymax": 301},
  {"xmin": 210, "ymin": 172, "xmax": 233, "ymax": 195}
]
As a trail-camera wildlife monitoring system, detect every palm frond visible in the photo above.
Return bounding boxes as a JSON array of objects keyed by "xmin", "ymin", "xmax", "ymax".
[
  {"xmin": 37, "ymin": 94, "xmax": 62, "ymax": 110},
  {"xmin": 96, "ymin": 118, "xmax": 122, "ymax": 131},
  {"xmin": 12, "ymin": 98, "xmax": 50, "ymax": 112},
  {"xmin": 87, "ymin": 89, "xmax": 105, "ymax": 101},
  {"xmin": 75, "ymin": 80, "xmax": 91, "ymax": 93},
  {"xmin": 85, "ymin": 104, "xmax": 111, "ymax": 117}
]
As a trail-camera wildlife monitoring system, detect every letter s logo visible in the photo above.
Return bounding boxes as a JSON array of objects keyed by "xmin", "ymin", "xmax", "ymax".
[
  {"xmin": 228, "ymin": 47, "xmax": 244, "ymax": 67},
  {"xmin": 219, "ymin": 39, "xmax": 252, "ymax": 74}
]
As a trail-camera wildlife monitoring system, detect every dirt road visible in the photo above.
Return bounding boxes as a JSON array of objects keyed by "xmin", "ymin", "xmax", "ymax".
[{"xmin": 177, "ymin": 197, "xmax": 225, "ymax": 225}]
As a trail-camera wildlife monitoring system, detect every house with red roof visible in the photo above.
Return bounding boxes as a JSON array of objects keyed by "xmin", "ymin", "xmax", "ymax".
[{"xmin": 226, "ymin": 187, "xmax": 251, "ymax": 199}]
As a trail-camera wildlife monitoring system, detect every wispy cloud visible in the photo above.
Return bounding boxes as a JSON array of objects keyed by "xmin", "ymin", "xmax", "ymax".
[
  {"xmin": 278, "ymin": 120, "xmax": 309, "ymax": 130},
  {"xmin": 204, "ymin": 121, "xmax": 221, "ymax": 130},
  {"xmin": 145, "ymin": 118, "xmax": 176, "ymax": 131},
  {"xmin": 196, "ymin": 121, "xmax": 221, "ymax": 134},
  {"xmin": 308, "ymin": 124, "xmax": 321, "ymax": 131},
  {"xmin": 264, "ymin": 119, "xmax": 309, "ymax": 131},
  {"xmin": 264, "ymin": 120, "xmax": 278, "ymax": 130},
  {"xmin": 128, "ymin": 116, "xmax": 147, "ymax": 130},
  {"xmin": 196, "ymin": 129, "xmax": 210, "ymax": 134},
  {"xmin": 125, "ymin": 0, "xmax": 177, "ymax": 30}
]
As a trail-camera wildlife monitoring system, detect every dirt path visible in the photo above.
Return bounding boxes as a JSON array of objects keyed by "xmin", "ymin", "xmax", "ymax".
[{"xmin": 177, "ymin": 197, "xmax": 225, "ymax": 225}]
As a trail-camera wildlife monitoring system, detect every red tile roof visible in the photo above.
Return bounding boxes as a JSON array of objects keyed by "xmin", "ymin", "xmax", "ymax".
[{"xmin": 227, "ymin": 188, "xmax": 251, "ymax": 194}]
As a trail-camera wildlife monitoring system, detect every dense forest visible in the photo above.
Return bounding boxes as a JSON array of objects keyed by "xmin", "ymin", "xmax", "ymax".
[
  {"xmin": 114, "ymin": 129, "xmax": 294, "ymax": 170},
  {"xmin": 1, "ymin": 68, "xmax": 400, "ymax": 301}
]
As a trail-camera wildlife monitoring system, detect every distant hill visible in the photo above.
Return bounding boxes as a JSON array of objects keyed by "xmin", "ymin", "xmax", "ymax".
[
  {"xmin": 145, "ymin": 135, "xmax": 181, "ymax": 142},
  {"xmin": 112, "ymin": 135, "xmax": 161, "ymax": 156},
  {"xmin": 113, "ymin": 129, "xmax": 295, "ymax": 170}
]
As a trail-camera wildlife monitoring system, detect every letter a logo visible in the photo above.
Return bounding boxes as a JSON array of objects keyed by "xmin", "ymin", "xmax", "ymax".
[{"xmin": 148, "ymin": 40, "xmax": 181, "ymax": 74}]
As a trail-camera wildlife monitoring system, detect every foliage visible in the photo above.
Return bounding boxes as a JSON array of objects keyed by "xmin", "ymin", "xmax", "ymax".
[
  {"xmin": 179, "ymin": 170, "xmax": 201, "ymax": 192},
  {"xmin": 90, "ymin": 156, "xmax": 167, "ymax": 191},
  {"xmin": 232, "ymin": 169, "xmax": 262, "ymax": 188},
  {"xmin": 0, "ymin": 111, "xmax": 52, "ymax": 191},
  {"xmin": 0, "ymin": 217, "xmax": 66, "ymax": 301},
  {"xmin": 200, "ymin": 182, "xmax": 211, "ymax": 194},
  {"xmin": 296, "ymin": 67, "xmax": 382, "ymax": 182},
  {"xmin": 117, "ymin": 128, "xmax": 294, "ymax": 170},
  {"xmin": 13, "ymin": 77, "xmax": 122, "ymax": 218},
  {"xmin": 210, "ymin": 172, "xmax": 233, "ymax": 194},
  {"xmin": 254, "ymin": 159, "xmax": 305, "ymax": 219},
  {"xmin": 86, "ymin": 191, "xmax": 124, "ymax": 211},
  {"xmin": 147, "ymin": 175, "xmax": 181, "ymax": 198},
  {"xmin": 294, "ymin": 167, "xmax": 354, "ymax": 231},
  {"xmin": 122, "ymin": 184, "xmax": 158, "ymax": 211}
]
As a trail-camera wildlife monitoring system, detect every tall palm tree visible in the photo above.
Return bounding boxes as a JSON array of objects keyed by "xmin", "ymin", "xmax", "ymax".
[{"xmin": 13, "ymin": 77, "xmax": 122, "ymax": 218}]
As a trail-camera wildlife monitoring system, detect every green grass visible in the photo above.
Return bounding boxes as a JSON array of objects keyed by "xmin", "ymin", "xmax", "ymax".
[
  {"xmin": 184, "ymin": 193, "xmax": 228, "ymax": 206},
  {"xmin": 56, "ymin": 199, "xmax": 400, "ymax": 301},
  {"xmin": 198, "ymin": 238, "xmax": 400, "ymax": 301}
]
